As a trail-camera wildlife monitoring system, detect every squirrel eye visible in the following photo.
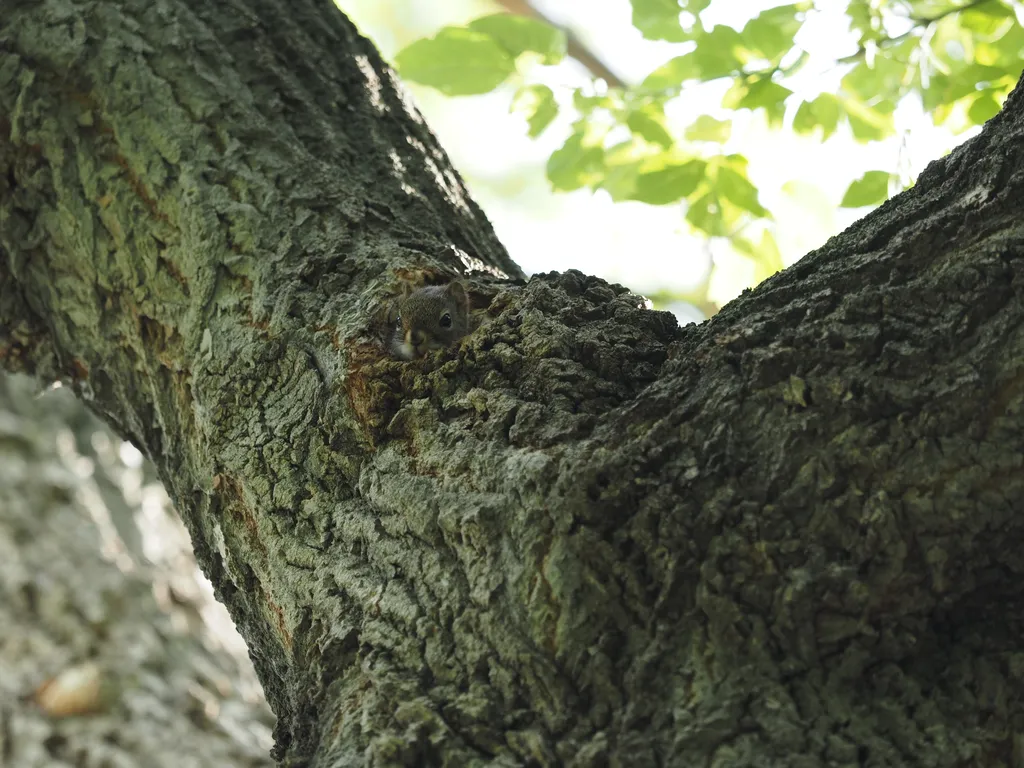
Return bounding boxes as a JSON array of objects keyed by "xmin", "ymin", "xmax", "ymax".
[{"xmin": 439, "ymin": 313, "xmax": 452, "ymax": 329}]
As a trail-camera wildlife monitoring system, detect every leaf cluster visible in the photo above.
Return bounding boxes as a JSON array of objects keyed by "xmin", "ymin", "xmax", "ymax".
[{"xmin": 394, "ymin": 1, "xmax": 1021, "ymax": 282}]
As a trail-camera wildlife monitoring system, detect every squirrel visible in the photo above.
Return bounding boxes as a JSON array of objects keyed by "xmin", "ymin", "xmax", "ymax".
[{"xmin": 389, "ymin": 281, "xmax": 471, "ymax": 360}]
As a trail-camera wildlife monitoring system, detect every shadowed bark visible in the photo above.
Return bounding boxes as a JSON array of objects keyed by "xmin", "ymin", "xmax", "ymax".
[{"xmin": 3, "ymin": 0, "xmax": 1024, "ymax": 765}]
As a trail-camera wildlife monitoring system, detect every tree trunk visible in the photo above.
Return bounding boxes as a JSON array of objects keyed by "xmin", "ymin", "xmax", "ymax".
[{"xmin": 3, "ymin": 0, "xmax": 1024, "ymax": 765}]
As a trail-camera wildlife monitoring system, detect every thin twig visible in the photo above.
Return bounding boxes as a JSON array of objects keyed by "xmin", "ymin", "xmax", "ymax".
[
  {"xmin": 837, "ymin": 0, "xmax": 997, "ymax": 65},
  {"xmin": 491, "ymin": 0, "xmax": 627, "ymax": 88}
]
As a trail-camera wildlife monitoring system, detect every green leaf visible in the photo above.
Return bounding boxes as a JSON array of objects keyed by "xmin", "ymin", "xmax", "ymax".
[
  {"xmin": 716, "ymin": 163, "xmax": 767, "ymax": 216},
  {"xmin": 573, "ymin": 90, "xmax": 621, "ymax": 113},
  {"xmin": 691, "ymin": 25, "xmax": 748, "ymax": 80},
  {"xmin": 547, "ymin": 129, "xmax": 606, "ymax": 191},
  {"xmin": 395, "ymin": 28, "xmax": 515, "ymax": 96},
  {"xmin": 627, "ymin": 104, "xmax": 675, "ymax": 147},
  {"xmin": 685, "ymin": 115, "xmax": 731, "ymax": 143},
  {"xmin": 723, "ymin": 77, "xmax": 792, "ymax": 126},
  {"xmin": 631, "ymin": 159, "xmax": 707, "ymax": 204},
  {"xmin": 923, "ymin": 72, "xmax": 980, "ymax": 111},
  {"xmin": 967, "ymin": 91, "xmax": 1002, "ymax": 124},
  {"xmin": 840, "ymin": 171, "xmax": 891, "ymax": 207},
  {"xmin": 468, "ymin": 14, "xmax": 567, "ymax": 65},
  {"xmin": 923, "ymin": 62, "xmax": 1012, "ymax": 115},
  {"xmin": 842, "ymin": 57, "xmax": 910, "ymax": 102},
  {"xmin": 601, "ymin": 164, "xmax": 642, "ymax": 202},
  {"xmin": 511, "ymin": 84, "xmax": 559, "ymax": 137},
  {"xmin": 742, "ymin": 4, "xmax": 807, "ymax": 62},
  {"xmin": 848, "ymin": 0, "xmax": 884, "ymax": 45},
  {"xmin": 843, "ymin": 97, "xmax": 894, "ymax": 141},
  {"xmin": 630, "ymin": 0, "xmax": 690, "ymax": 42},
  {"xmin": 975, "ymin": 22, "xmax": 1024, "ymax": 67},
  {"xmin": 686, "ymin": 192, "xmax": 725, "ymax": 236},
  {"xmin": 959, "ymin": 2, "xmax": 1016, "ymax": 35},
  {"xmin": 602, "ymin": 140, "xmax": 661, "ymax": 201},
  {"xmin": 721, "ymin": 152, "xmax": 750, "ymax": 171},
  {"xmin": 641, "ymin": 54, "xmax": 701, "ymax": 91},
  {"xmin": 792, "ymin": 94, "xmax": 841, "ymax": 139}
]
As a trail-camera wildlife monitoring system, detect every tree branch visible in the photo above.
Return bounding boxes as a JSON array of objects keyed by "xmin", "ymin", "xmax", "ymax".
[
  {"xmin": 838, "ymin": 0, "xmax": 1000, "ymax": 65},
  {"xmin": 4, "ymin": 1, "xmax": 1024, "ymax": 764},
  {"xmin": 493, "ymin": 0, "xmax": 627, "ymax": 88}
]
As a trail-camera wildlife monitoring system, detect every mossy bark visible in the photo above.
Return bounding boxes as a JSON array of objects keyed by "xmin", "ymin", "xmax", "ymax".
[{"xmin": 3, "ymin": 1, "xmax": 1024, "ymax": 766}]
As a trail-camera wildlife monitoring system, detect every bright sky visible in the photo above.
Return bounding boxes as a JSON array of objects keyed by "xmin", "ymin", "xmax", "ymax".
[{"xmin": 340, "ymin": 0, "xmax": 982, "ymax": 311}]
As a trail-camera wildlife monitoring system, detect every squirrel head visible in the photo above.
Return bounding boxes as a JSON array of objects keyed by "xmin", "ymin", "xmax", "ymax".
[{"xmin": 392, "ymin": 281, "xmax": 470, "ymax": 359}]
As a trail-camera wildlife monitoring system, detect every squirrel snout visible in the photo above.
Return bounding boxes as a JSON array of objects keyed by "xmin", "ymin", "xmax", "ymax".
[
  {"xmin": 401, "ymin": 329, "xmax": 433, "ymax": 357},
  {"xmin": 406, "ymin": 329, "xmax": 430, "ymax": 353}
]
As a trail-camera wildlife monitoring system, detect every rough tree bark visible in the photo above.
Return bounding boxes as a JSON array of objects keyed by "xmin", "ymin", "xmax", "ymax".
[{"xmin": 2, "ymin": 0, "xmax": 1024, "ymax": 766}]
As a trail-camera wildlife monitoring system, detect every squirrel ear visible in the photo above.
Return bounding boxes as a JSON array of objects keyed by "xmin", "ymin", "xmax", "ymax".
[{"xmin": 445, "ymin": 280, "xmax": 467, "ymax": 305}]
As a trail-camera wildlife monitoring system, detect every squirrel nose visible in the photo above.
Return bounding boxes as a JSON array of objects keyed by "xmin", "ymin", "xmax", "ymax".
[{"xmin": 405, "ymin": 329, "xmax": 428, "ymax": 347}]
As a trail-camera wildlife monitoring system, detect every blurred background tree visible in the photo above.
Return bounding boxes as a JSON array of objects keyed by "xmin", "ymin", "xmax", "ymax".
[
  {"xmin": 342, "ymin": 0, "xmax": 1022, "ymax": 320},
  {"xmin": 0, "ymin": 375, "xmax": 274, "ymax": 766}
]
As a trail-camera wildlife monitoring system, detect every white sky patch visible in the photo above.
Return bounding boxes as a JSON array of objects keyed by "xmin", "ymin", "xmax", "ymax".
[{"xmin": 355, "ymin": 54, "xmax": 386, "ymax": 113}]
